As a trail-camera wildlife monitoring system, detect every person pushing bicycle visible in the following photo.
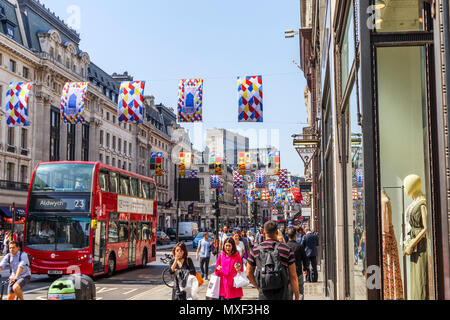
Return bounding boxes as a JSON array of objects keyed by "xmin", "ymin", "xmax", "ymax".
[{"xmin": 0, "ymin": 241, "xmax": 32, "ymax": 300}]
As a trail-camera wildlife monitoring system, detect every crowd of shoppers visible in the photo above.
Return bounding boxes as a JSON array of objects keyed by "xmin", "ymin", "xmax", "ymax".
[{"xmin": 170, "ymin": 222, "xmax": 319, "ymax": 301}]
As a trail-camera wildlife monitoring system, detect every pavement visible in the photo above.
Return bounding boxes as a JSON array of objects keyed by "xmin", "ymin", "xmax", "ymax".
[
  {"xmin": 131, "ymin": 257, "xmax": 327, "ymax": 301},
  {"xmin": 1, "ymin": 245, "xmax": 328, "ymax": 301}
]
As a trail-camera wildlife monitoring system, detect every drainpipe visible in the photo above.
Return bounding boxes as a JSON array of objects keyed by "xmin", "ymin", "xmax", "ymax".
[
  {"xmin": 443, "ymin": 1, "xmax": 450, "ymax": 129},
  {"xmin": 442, "ymin": 0, "xmax": 450, "ymax": 300}
]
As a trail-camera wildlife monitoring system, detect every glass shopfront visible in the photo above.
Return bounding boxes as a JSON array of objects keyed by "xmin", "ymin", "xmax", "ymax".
[
  {"xmin": 373, "ymin": 0, "xmax": 425, "ymax": 33},
  {"xmin": 348, "ymin": 83, "xmax": 367, "ymax": 300},
  {"xmin": 376, "ymin": 46, "xmax": 435, "ymax": 300}
]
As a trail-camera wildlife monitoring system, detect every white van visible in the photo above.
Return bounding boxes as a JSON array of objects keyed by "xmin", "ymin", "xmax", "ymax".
[{"xmin": 178, "ymin": 222, "xmax": 199, "ymax": 241}]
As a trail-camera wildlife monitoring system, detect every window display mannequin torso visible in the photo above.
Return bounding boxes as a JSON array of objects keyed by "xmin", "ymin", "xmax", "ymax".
[{"xmin": 403, "ymin": 174, "xmax": 429, "ymax": 300}]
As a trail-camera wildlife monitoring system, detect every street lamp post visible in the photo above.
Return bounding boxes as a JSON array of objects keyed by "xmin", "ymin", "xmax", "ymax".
[
  {"xmin": 214, "ymin": 188, "xmax": 220, "ymax": 243},
  {"xmin": 252, "ymin": 201, "xmax": 257, "ymax": 236}
]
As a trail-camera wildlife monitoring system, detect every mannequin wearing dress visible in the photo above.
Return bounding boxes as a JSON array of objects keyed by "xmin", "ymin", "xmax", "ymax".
[
  {"xmin": 403, "ymin": 175, "xmax": 429, "ymax": 300},
  {"xmin": 381, "ymin": 190, "xmax": 404, "ymax": 300}
]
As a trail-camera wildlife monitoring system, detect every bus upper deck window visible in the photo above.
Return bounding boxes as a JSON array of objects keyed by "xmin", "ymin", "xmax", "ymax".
[
  {"xmin": 99, "ymin": 170, "xmax": 109, "ymax": 192},
  {"xmin": 109, "ymin": 172, "xmax": 118, "ymax": 193},
  {"xmin": 120, "ymin": 175, "xmax": 129, "ymax": 196}
]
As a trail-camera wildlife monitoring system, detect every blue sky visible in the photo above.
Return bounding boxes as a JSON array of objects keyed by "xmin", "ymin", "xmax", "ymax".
[{"xmin": 42, "ymin": 0, "xmax": 308, "ymax": 176}]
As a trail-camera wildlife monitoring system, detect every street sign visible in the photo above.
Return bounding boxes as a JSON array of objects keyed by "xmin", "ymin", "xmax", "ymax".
[{"xmin": 296, "ymin": 147, "xmax": 317, "ymax": 167}]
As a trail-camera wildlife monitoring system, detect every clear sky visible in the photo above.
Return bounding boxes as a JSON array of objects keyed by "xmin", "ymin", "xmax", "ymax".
[{"xmin": 42, "ymin": 0, "xmax": 308, "ymax": 176}]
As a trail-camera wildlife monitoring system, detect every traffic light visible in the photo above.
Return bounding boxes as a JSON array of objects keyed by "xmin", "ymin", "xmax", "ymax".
[{"xmin": 10, "ymin": 203, "xmax": 16, "ymax": 221}]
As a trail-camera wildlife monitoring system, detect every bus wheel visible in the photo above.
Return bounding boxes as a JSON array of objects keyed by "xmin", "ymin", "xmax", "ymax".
[
  {"xmin": 142, "ymin": 248, "xmax": 148, "ymax": 268},
  {"xmin": 107, "ymin": 253, "xmax": 116, "ymax": 277}
]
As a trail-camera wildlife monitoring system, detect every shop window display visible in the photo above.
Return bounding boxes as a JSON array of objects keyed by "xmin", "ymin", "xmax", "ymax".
[
  {"xmin": 377, "ymin": 46, "xmax": 434, "ymax": 300},
  {"xmin": 373, "ymin": 0, "xmax": 425, "ymax": 33}
]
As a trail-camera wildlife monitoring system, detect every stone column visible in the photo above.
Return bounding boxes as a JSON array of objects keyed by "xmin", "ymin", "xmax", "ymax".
[
  {"xmin": 32, "ymin": 91, "xmax": 51, "ymax": 166},
  {"xmin": 60, "ymin": 121, "xmax": 68, "ymax": 161},
  {"xmin": 75, "ymin": 121, "xmax": 82, "ymax": 161}
]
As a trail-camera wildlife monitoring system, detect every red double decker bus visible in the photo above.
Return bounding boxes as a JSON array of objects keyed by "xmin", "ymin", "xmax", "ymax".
[{"xmin": 23, "ymin": 162, "xmax": 157, "ymax": 277}]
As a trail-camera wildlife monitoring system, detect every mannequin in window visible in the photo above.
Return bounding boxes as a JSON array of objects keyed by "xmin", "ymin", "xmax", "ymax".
[
  {"xmin": 381, "ymin": 190, "xmax": 404, "ymax": 300},
  {"xmin": 403, "ymin": 174, "xmax": 429, "ymax": 300}
]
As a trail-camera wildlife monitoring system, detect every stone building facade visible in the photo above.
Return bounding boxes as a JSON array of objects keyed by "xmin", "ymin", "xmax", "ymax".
[{"xmin": 0, "ymin": 0, "xmax": 177, "ymax": 227}]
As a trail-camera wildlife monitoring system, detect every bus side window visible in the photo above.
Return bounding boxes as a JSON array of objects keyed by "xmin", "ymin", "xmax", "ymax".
[
  {"xmin": 119, "ymin": 221, "xmax": 129, "ymax": 242},
  {"xmin": 137, "ymin": 222, "xmax": 142, "ymax": 241},
  {"xmin": 110, "ymin": 172, "xmax": 119, "ymax": 193},
  {"xmin": 130, "ymin": 178, "xmax": 138, "ymax": 197},
  {"xmin": 149, "ymin": 182, "xmax": 156, "ymax": 200},
  {"xmin": 142, "ymin": 182, "xmax": 150, "ymax": 199},
  {"xmin": 120, "ymin": 175, "xmax": 129, "ymax": 196},
  {"xmin": 138, "ymin": 180, "xmax": 143, "ymax": 198},
  {"xmin": 108, "ymin": 220, "xmax": 119, "ymax": 243},
  {"xmin": 99, "ymin": 170, "xmax": 109, "ymax": 192}
]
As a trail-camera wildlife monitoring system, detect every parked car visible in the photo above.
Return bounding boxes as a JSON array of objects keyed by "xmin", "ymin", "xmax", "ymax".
[
  {"xmin": 192, "ymin": 232, "xmax": 214, "ymax": 249},
  {"xmin": 165, "ymin": 228, "xmax": 177, "ymax": 241},
  {"xmin": 156, "ymin": 231, "xmax": 171, "ymax": 245}
]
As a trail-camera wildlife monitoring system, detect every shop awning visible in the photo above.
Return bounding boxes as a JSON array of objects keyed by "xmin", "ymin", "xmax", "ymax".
[{"xmin": 0, "ymin": 206, "xmax": 26, "ymax": 218}]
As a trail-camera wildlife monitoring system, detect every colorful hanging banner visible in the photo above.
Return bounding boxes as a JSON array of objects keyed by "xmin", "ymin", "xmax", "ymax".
[
  {"xmin": 150, "ymin": 152, "xmax": 163, "ymax": 176},
  {"xmin": 118, "ymin": 81, "xmax": 145, "ymax": 123},
  {"xmin": 190, "ymin": 170, "xmax": 198, "ymax": 179},
  {"xmin": 278, "ymin": 169, "xmax": 290, "ymax": 189},
  {"xmin": 208, "ymin": 153, "xmax": 223, "ymax": 175},
  {"xmin": 60, "ymin": 82, "xmax": 89, "ymax": 124},
  {"xmin": 255, "ymin": 170, "xmax": 266, "ymax": 189},
  {"xmin": 210, "ymin": 175, "xmax": 220, "ymax": 189},
  {"xmin": 238, "ymin": 152, "xmax": 252, "ymax": 176},
  {"xmin": 178, "ymin": 152, "xmax": 192, "ymax": 177},
  {"xmin": 247, "ymin": 182, "xmax": 257, "ymax": 202},
  {"xmin": 178, "ymin": 79, "xmax": 203, "ymax": 123},
  {"xmin": 276, "ymin": 189, "xmax": 283, "ymax": 203},
  {"xmin": 268, "ymin": 182, "xmax": 277, "ymax": 195},
  {"xmin": 268, "ymin": 151, "xmax": 281, "ymax": 176},
  {"xmin": 5, "ymin": 82, "xmax": 32, "ymax": 127},
  {"xmin": 260, "ymin": 188, "xmax": 269, "ymax": 202},
  {"xmin": 292, "ymin": 187, "xmax": 304, "ymax": 204},
  {"xmin": 234, "ymin": 189, "xmax": 241, "ymax": 202},
  {"xmin": 238, "ymin": 75, "xmax": 263, "ymax": 123},
  {"xmin": 233, "ymin": 171, "xmax": 243, "ymax": 189}
]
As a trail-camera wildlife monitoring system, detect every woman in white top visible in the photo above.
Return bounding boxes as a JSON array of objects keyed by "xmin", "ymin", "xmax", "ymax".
[{"xmin": 232, "ymin": 232, "xmax": 246, "ymax": 259}]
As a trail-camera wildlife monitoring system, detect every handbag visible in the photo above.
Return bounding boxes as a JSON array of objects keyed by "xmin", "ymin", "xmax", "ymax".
[
  {"xmin": 195, "ymin": 271, "xmax": 204, "ymax": 287},
  {"xmin": 233, "ymin": 272, "xmax": 250, "ymax": 288},
  {"xmin": 186, "ymin": 257, "xmax": 204, "ymax": 287},
  {"xmin": 206, "ymin": 275, "xmax": 221, "ymax": 299}
]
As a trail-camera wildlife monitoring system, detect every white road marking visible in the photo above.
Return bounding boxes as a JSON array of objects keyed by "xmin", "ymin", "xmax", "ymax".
[
  {"xmin": 122, "ymin": 288, "xmax": 138, "ymax": 295},
  {"xmin": 96, "ymin": 287, "xmax": 118, "ymax": 294}
]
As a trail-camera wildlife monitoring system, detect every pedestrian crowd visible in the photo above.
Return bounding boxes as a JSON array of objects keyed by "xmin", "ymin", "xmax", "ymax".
[
  {"xmin": 1, "ymin": 229, "xmax": 24, "ymax": 256},
  {"xmin": 170, "ymin": 222, "xmax": 320, "ymax": 301}
]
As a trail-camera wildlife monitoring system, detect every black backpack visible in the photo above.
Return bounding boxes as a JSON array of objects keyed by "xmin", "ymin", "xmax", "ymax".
[{"xmin": 255, "ymin": 243, "xmax": 289, "ymax": 291}]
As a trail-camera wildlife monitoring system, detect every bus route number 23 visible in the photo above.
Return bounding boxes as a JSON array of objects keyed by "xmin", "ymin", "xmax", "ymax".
[{"xmin": 74, "ymin": 200, "xmax": 85, "ymax": 209}]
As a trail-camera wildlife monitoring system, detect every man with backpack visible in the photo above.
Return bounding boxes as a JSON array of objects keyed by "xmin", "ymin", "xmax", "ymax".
[
  {"xmin": 246, "ymin": 221, "xmax": 300, "ymax": 300},
  {"xmin": 0, "ymin": 241, "xmax": 32, "ymax": 300}
]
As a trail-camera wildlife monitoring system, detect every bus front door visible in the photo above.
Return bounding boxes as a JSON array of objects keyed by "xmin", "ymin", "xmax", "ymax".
[
  {"xmin": 128, "ymin": 222, "xmax": 137, "ymax": 267},
  {"xmin": 93, "ymin": 221, "xmax": 107, "ymax": 274}
]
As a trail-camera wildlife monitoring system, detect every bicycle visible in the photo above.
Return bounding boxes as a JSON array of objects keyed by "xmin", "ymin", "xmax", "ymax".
[
  {"xmin": 160, "ymin": 254, "xmax": 175, "ymax": 288},
  {"xmin": 0, "ymin": 279, "xmax": 19, "ymax": 300}
]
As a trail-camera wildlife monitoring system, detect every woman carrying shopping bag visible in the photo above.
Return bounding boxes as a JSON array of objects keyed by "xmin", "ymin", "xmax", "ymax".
[
  {"xmin": 169, "ymin": 242, "xmax": 197, "ymax": 300},
  {"xmin": 215, "ymin": 238, "xmax": 244, "ymax": 300}
]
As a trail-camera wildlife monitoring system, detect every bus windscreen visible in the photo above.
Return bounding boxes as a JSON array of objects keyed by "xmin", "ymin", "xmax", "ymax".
[{"xmin": 32, "ymin": 164, "xmax": 95, "ymax": 193}]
